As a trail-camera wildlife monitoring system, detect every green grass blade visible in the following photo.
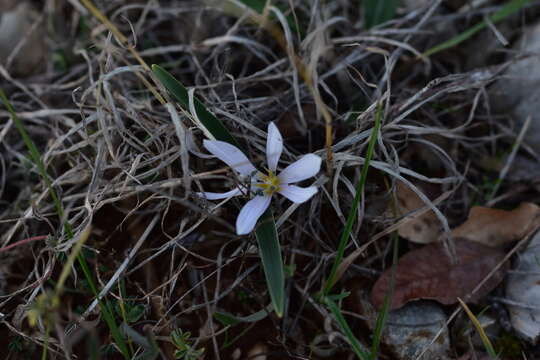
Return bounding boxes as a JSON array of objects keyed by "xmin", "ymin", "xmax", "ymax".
[
  {"xmin": 152, "ymin": 64, "xmax": 285, "ymax": 317},
  {"xmin": 151, "ymin": 65, "xmax": 240, "ymax": 148},
  {"xmin": 423, "ymin": 0, "xmax": 531, "ymax": 57},
  {"xmin": 370, "ymin": 291, "xmax": 390, "ymax": 360},
  {"xmin": 0, "ymin": 89, "xmax": 66, "ymax": 230},
  {"xmin": 458, "ymin": 298, "xmax": 498, "ymax": 358},
  {"xmin": 79, "ymin": 259, "xmax": 130, "ymax": 357},
  {"xmin": 324, "ymin": 296, "xmax": 371, "ymax": 360},
  {"xmin": 364, "ymin": 0, "xmax": 398, "ymax": 29},
  {"xmin": 255, "ymin": 210, "xmax": 285, "ymax": 317},
  {"xmin": 323, "ymin": 103, "xmax": 382, "ymax": 295},
  {"xmin": 370, "ymin": 233, "xmax": 398, "ymax": 359},
  {"xmin": 238, "ymin": 0, "xmax": 266, "ymax": 13}
]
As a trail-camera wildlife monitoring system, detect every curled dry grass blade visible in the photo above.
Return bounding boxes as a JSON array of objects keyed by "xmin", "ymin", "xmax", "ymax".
[
  {"xmin": 0, "ymin": 89, "xmax": 65, "ymax": 230},
  {"xmin": 79, "ymin": 0, "xmax": 165, "ymax": 105},
  {"xmin": 205, "ymin": 0, "xmax": 335, "ymax": 173},
  {"xmin": 4, "ymin": 0, "xmax": 533, "ymax": 357},
  {"xmin": 151, "ymin": 65, "xmax": 285, "ymax": 317},
  {"xmin": 0, "ymin": 90, "xmax": 130, "ymax": 359}
]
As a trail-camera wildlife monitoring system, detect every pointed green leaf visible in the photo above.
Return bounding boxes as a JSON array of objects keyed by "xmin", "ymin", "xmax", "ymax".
[
  {"xmin": 255, "ymin": 210, "xmax": 285, "ymax": 317},
  {"xmin": 364, "ymin": 0, "xmax": 398, "ymax": 29},
  {"xmin": 151, "ymin": 65, "xmax": 240, "ymax": 148}
]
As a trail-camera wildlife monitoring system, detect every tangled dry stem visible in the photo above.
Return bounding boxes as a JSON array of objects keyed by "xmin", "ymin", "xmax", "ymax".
[{"xmin": 0, "ymin": 0, "xmax": 534, "ymax": 358}]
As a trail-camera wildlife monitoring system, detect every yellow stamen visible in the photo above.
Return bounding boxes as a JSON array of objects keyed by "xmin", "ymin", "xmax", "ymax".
[{"xmin": 255, "ymin": 171, "xmax": 282, "ymax": 196}]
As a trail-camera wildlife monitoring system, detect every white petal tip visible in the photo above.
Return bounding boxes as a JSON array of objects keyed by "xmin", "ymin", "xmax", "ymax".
[
  {"xmin": 266, "ymin": 122, "xmax": 283, "ymax": 172},
  {"xmin": 235, "ymin": 196, "xmax": 271, "ymax": 235},
  {"xmin": 236, "ymin": 228, "xmax": 250, "ymax": 235}
]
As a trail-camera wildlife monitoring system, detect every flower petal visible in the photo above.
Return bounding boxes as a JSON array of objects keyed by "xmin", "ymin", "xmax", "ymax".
[
  {"xmin": 278, "ymin": 185, "xmax": 318, "ymax": 203},
  {"xmin": 266, "ymin": 122, "xmax": 283, "ymax": 172},
  {"xmin": 236, "ymin": 195, "xmax": 272, "ymax": 235},
  {"xmin": 203, "ymin": 140, "xmax": 257, "ymax": 176},
  {"xmin": 278, "ymin": 154, "xmax": 322, "ymax": 184},
  {"xmin": 196, "ymin": 187, "xmax": 243, "ymax": 200}
]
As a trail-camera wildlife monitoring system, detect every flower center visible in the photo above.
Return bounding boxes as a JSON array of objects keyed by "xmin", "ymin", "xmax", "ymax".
[{"xmin": 255, "ymin": 171, "xmax": 281, "ymax": 196}]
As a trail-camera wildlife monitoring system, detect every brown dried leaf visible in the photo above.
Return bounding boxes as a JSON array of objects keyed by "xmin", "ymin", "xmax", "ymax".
[
  {"xmin": 451, "ymin": 203, "xmax": 540, "ymax": 247},
  {"xmin": 371, "ymin": 239, "xmax": 509, "ymax": 310},
  {"xmin": 394, "ymin": 181, "xmax": 442, "ymax": 244}
]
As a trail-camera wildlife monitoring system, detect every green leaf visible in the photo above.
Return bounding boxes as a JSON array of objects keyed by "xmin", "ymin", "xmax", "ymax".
[
  {"xmin": 324, "ymin": 296, "xmax": 371, "ymax": 360},
  {"xmin": 214, "ymin": 306, "xmax": 270, "ymax": 326},
  {"xmin": 152, "ymin": 64, "xmax": 285, "ymax": 318},
  {"xmin": 127, "ymin": 304, "xmax": 146, "ymax": 323},
  {"xmin": 363, "ymin": 0, "xmax": 398, "ymax": 29},
  {"xmin": 239, "ymin": 0, "xmax": 273, "ymax": 14},
  {"xmin": 326, "ymin": 291, "xmax": 351, "ymax": 302},
  {"xmin": 151, "ymin": 65, "xmax": 240, "ymax": 148},
  {"xmin": 214, "ymin": 312, "xmax": 239, "ymax": 327},
  {"xmin": 423, "ymin": 0, "xmax": 531, "ymax": 57},
  {"xmin": 8, "ymin": 337, "xmax": 23, "ymax": 353},
  {"xmin": 256, "ymin": 210, "xmax": 285, "ymax": 317}
]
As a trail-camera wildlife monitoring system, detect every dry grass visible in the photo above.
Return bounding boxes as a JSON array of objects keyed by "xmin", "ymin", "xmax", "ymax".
[{"xmin": 1, "ymin": 0, "xmax": 539, "ymax": 359}]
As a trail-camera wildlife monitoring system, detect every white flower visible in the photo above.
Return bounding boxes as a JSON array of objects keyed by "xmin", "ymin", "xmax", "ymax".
[{"xmin": 198, "ymin": 122, "xmax": 322, "ymax": 235}]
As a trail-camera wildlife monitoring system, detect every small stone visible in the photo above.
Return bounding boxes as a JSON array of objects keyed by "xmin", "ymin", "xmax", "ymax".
[
  {"xmin": 491, "ymin": 22, "xmax": 540, "ymax": 154},
  {"xmin": 0, "ymin": 2, "xmax": 46, "ymax": 75},
  {"xmin": 384, "ymin": 301, "xmax": 451, "ymax": 360},
  {"xmin": 232, "ymin": 347, "xmax": 242, "ymax": 360},
  {"xmin": 246, "ymin": 343, "xmax": 268, "ymax": 360}
]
